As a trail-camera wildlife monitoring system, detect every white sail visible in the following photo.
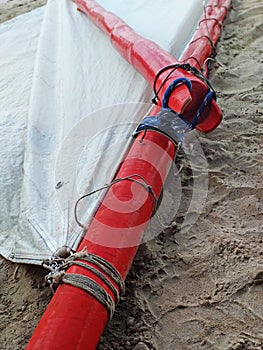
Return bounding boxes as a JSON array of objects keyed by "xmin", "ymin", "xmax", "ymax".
[{"xmin": 0, "ymin": 0, "xmax": 205, "ymax": 264}]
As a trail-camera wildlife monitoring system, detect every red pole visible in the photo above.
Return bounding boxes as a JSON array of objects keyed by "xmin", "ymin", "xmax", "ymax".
[
  {"xmin": 181, "ymin": 0, "xmax": 232, "ymax": 72},
  {"xmin": 27, "ymin": 130, "xmax": 176, "ymax": 350},
  {"xmin": 27, "ymin": 1, "xmax": 231, "ymax": 349}
]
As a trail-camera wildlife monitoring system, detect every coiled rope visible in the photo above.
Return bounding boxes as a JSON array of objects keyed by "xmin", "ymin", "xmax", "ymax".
[{"xmin": 43, "ymin": 247, "xmax": 125, "ymax": 319}]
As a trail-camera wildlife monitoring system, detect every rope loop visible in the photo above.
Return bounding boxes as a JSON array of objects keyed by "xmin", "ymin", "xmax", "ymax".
[
  {"xmin": 74, "ymin": 174, "xmax": 158, "ymax": 230},
  {"xmin": 189, "ymin": 35, "xmax": 216, "ymax": 50},
  {"xmin": 199, "ymin": 17, "xmax": 222, "ymax": 28}
]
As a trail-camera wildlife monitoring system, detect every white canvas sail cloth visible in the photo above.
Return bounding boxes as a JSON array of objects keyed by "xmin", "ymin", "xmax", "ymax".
[{"xmin": 0, "ymin": 0, "xmax": 204, "ymax": 264}]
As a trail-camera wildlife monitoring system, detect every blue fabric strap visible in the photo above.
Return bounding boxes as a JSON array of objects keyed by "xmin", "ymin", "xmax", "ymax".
[
  {"xmin": 162, "ymin": 78, "xmax": 192, "ymax": 109},
  {"xmin": 135, "ymin": 108, "xmax": 191, "ymax": 145}
]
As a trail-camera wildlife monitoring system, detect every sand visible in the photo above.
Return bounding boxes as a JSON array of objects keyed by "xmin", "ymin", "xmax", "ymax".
[
  {"xmin": 0, "ymin": 0, "xmax": 46, "ymax": 23},
  {"xmin": 0, "ymin": 0, "xmax": 263, "ymax": 349}
]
